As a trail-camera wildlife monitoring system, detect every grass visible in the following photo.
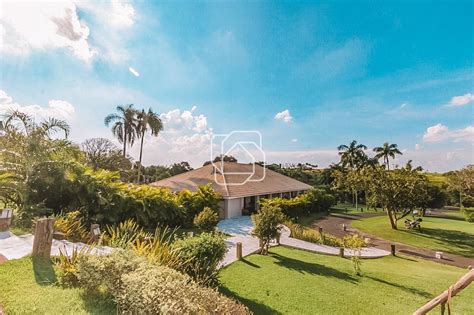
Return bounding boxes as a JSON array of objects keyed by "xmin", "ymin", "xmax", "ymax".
[
  {"xmin": 330, "ymin": 202, "xmax": 383, "ymax": 214},
  {"xmin": 352, "ymin": 215, "xmax": 474, "ymax": 257},
  {"xmin": 0, "ymin": 256, "xmax": 115, "ymax": 314},
  {"xmin": 219, "ymin": 246, "xmax": 474, "ymax": 315}
]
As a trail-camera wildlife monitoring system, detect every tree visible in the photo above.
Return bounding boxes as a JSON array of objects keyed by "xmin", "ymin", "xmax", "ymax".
[
  {"xmin": 104, "ymin": 105, "xmax": 137, "ymax": 157},
  {"xmin": 203, "ymin": 155, "xmax": 238, "ymax": 166},
  {"xmin": 81, "ymin": 138, "xmax": 132, "ymax": 173},
  {"xmin": 338, "ymin": 140, "xmax": 368, "ymax": 170},
  {"xmin": 169, "ymin": 162, "xmax": 193, "ymax": 176},
  {"xmin": 365, "ymin": 163, "xmax": 428, "ymax": 229},
  {"xmin": 447, "ymin": 165, "xmax": 474, "ymax": 208},
  {"xmin": 373, "ymin": 142, "xmax": 402, "ymax": 170},
  {"xmin": 251, "ymin": 204, "xmax": 285, "ymax": 255},
  {"xmin": 135, "ymin": 108, "xmax": 163, "ymax": 182}
]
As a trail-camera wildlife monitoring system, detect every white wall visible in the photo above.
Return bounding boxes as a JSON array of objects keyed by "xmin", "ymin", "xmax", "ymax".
[{"xmin": 225, "ymin": 198, "xmax": 243, "ymax": 218}]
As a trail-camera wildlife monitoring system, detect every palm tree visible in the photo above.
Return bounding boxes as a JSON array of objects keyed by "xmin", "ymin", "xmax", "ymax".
[
  {"xmin": 337, "ymin": 140, "xmax": 368, "ymax": 170},
  {"xmin": 104, "ymin": 105, "xmax": 137, "ymax": 157},
  {"xmin": 373, "ymin": 142, "xmax": 402, "ymax": 170},
  {"xmin": 135, "ymin": 108, "xmax": 163, "ymax": 182}
]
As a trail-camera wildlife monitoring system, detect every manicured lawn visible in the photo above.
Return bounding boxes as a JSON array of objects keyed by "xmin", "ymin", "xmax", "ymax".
[
  {"xmin": 0, "ymin": 257, "xmax": 115, "ymax": 314},
  {"xmin": 219, "ymin": 246, "xmax": 474, "ymax": 315},
  {"xmin": 331, "ymin": 202, "xmax": 383, "ymax": 214},
  {"xmin": 352, "ymin": 215, "xmax": 474, "ymax": 257}
]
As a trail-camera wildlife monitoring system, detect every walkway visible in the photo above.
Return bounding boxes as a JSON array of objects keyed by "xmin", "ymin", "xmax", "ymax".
[
  {"xmin": 310, "ymin": 211, "xmax": 474, "ymax": 268},
  {"xmin": 217, "ymin": 216, "xmax": 390, "ymax": 267},
  {"xmin": 0, "ymin": 231, "xmax": 112, "ymax": 262}
]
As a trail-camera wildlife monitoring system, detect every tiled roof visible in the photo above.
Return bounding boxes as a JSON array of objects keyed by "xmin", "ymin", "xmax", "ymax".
[{"xmin": 150, "ymin": 162, "xmax": 312, "ymax": 198}]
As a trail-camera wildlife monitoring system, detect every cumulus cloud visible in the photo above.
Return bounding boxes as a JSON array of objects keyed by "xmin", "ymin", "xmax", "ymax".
[
  {"xmin": 0, "ymin": 1, "xmax": 136, "ymax": 63},
  {"xmin": 128, "ymin": 107, "xmax": 213, "ymax": 167},
  {"xmin": 423, "ymin": 123, "xmax": 474, "ymax": 143},
  {"xmin": 128, "ymin": 67, "xmax": 140, "ymax": 77},
  {"xmin": 274, "ymin": 109, "xmax": 293, "ymax": 123},
  {"xmin": 446, "ymin": 93, "xmax": 474, "ymax": 107},
  {"xmin": 0, "ymin": 90, "xmax": 75, "ymax": 121}
]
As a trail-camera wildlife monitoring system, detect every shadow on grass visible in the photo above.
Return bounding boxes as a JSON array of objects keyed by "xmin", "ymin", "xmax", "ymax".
[
  {"xmin": 32, "ymin": 256, "xmax": 57, "ymax": 285},
  {"xmin": 241, "ymin": 259, "xmax": 261, "ymax": 268},
  {"xmin": 81, "ymin": 291, "xmax": 117, "ymax": 315},
  {"xmin": 365, "ymin": 276, "xmax": 432, "ymax": 298},
  {"xmin": 404, "ymin": 228, "xmax": 474, "ymax": 257},
  {"xmin": 269, "ymin": 252, "xmax": 358, "ymax": 283},
  {"xmin": 219, "ymin": 286, "xmax": 283, "ymax": 315}
]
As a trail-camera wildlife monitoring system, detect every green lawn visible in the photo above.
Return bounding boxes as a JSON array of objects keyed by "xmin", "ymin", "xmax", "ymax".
[
  {"xmin": 0, "ymin": 257, "xmax": 115, "ymax": 314},
  {"xmin": 352, "ymin": 215, "xmax": 474, "ymax": 257},
  {"xmin": 219, "ymin": 246, "xmax": 474, "ymax": 315},
  {"xmin": 331, "ymin": 202, "xmax": 383, "ymax": 214}
]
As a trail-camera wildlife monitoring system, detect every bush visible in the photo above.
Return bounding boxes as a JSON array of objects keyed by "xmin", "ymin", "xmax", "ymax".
[
  {"xmin": 462, "ymin": 207, "xmax": 474, "ymax": 222},
  {"xmin": 102, "ymin": 219, "xmax": 152, "ymax": 248},
  {"xmin": 193, "ymin": 207, "xmax": 219, "ymax": 231},
  {"xmin": 55, "ymin": 246, "xmax": 91, "ymax": 287},
  {"xmin": 77, "ymin": 251, "xmax": 249, "ymax": 314},
  {"xmin": 178, "ymin": 185, "xmax": 221, "ymax": 227},
  {"xmin": 173, "ymin": 232, "xmax": 227, "ymax": 286},
  {"xmin": 286, "ymin": 221, "xmax": 342, "ymax": 247},
  {"xmin": 252, "ymin": 204, "xmax": 285, "ymax": 254},
  {"xmin": 54, "ymin": 210, "xmax": 89, "ymax": 242},
  {"xmin": 260, "ymin": 188, "xmax": 335, "ymax": 219}
]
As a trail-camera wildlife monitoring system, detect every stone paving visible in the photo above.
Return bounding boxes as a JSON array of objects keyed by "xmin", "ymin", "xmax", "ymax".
[
  {"xmin": 217, "ymin": 216, "xmax": 390, "ymax": 267},
  {"xmin": 0, "ymin": 231, "xmax": 112, "ymax": 261}
]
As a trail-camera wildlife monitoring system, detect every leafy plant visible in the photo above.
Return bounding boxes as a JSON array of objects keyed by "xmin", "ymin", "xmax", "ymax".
[
  {"xmin": 252, "ymin": 204, "xmax": 285, "ymax": 255},
  {"xmin": 102, "ymin": 219, "xmax": 152, "ymax": 248},
  {"xmin": 54, "ymin": 211, "xmax": 89, "ymax": 242},
  {"xmin": 462, "ymin": 207, "xmax": 474, "ymax": 222},
  {"xmin": 193, "ymin": 206, "xmax": 219, "ymax": 231},
  {"xmin": 56, "ymin": 246, "xmax": 92, "ymax": 287}
]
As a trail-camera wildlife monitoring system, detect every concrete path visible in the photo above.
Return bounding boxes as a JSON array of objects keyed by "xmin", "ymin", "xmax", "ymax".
[
  {"xmin": 0, "ymin": 231, "xmax": 112, "ymax": 262},
  {"xmin": 217, "ymin": 216, "xmax": 390, "ymax": 267}
]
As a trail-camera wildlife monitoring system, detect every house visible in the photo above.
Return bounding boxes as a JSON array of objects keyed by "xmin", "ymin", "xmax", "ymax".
[{"xmin": 150, "ymin": 162, "xmax": 313, "ymax": 219}]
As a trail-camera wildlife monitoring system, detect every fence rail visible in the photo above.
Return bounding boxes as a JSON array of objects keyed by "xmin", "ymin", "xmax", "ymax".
[{"xmin": 413, "ymin": 268, "xmax": 474, "ymax": 315}]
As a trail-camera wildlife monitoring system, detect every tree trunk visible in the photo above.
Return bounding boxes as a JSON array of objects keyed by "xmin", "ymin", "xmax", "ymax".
[
  {"xmin": 459, "ymin": 191, "xmax": 463, "ymax": 209},
  {"xmin": 355, "ymin": 190, "xmax": 359, "ymax": 212},
  {"xmin": 386, "ymin": 156, "xmax": 390, "ymax": 170},
  {"xmin": 136, "ymin": 132, "xmax": 145, "ymax": 183},
  {"xmin": 122, "ymin": 133, "xmax": 127, "ymax": 157},
  {"xmin": 387, "ymin": 209, "xmax": 397, "ymax": 229}
]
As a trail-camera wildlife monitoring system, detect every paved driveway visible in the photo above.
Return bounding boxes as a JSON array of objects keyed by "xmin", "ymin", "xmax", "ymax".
[{"xmin": 217, "ymin": 216, "xmax": 253, "ymax": 236}]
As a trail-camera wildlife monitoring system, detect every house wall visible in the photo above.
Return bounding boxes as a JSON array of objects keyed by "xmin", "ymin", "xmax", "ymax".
[{"xmin": 225, "ymin": 198, "xmax": 243, "ymax": 218}]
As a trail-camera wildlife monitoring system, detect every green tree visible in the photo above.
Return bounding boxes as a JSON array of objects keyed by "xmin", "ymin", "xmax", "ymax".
[
  {"xmin": 337, "ymin": 140, "xmax": 368, "ymax": 170},
  {"xmin": 252, "ymin": 204, "xmax": 285, "ymax": 255},
  {"xmin": 104, "ymin": 104, "xmax": 137, "ymax": 157},
  {"xmin": 373, "ymin": 142, "xmax": 402, "ymax": 170},
  {"xmin": 135, "ymin": 108, "xmax": 163, "ymax": 183},
  {"xmin": 447, "ymin": 165, "xmax": 474, "ymax": 208}
]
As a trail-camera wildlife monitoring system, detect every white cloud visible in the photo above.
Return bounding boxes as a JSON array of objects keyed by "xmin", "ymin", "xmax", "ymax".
[
  {"xmin": 274, "ymin": 109, "xmax": 293, "ymax": 123},
  {"xmin": 0, "ymin": 90, "xmax": 75, "ymax": 121},
  {"xmin": 291, "ymin": 138, "xmax": 298, "ymax": 142},
  {"xmin": 415, "ymin": 143, "xmax": 422, "ymax": 150},
  {"xmin": 447, "ymin": 93, "xmax": 474, "ymax": 107},
  {"xmin": 423, "ymin": 123, "xmax": 474, "ymax": 143},
  {"xmin": 128, "ymin": 67, "xmax": 140, "ymax": 77},
  {"xmin": 400, "ymin": 103, "xmax": 407, "ymax": 108},
  {"xmin": 0, "ymin": 1, "xmax": 136, "ymax": 63},
  {"xmin": 0, "ymin": 1, "xmax": 96, "ymax": 62}
]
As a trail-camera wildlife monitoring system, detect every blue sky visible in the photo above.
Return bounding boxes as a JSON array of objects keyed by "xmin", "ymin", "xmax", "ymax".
[{"xmin": 0, "ymin": 1, "xmax": 473, "ymax": 171}]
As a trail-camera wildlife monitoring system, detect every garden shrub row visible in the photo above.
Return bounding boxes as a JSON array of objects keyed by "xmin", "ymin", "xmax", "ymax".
[
  {"xmin": 259, "ymin": 188, "xmax": 335, "ymax": 219},
  {"xmin": 77, "ymin": 251, "xmax": 249, "ymax": 314}
]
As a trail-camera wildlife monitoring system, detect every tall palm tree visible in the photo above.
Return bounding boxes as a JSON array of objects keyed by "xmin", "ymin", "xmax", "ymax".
[
  {"xmin": 104, "ymin": 105, "xmax": 137, "ymax": 157},
  {"xmin": 337, "ymin": 140, "xmax": 368, "ymax": 170},
  {"xmin": 373, "ymin": 142, "xmax": 402, "ymax": 170},
  {"xmin": 135, "ymin": 108, "xmax": 163, "ymax": 182}
]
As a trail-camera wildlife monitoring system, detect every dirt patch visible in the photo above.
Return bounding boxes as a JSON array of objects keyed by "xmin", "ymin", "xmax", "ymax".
[{"xmin": 0, "ymin": 254, "xmax": 7, "ymax": 264}]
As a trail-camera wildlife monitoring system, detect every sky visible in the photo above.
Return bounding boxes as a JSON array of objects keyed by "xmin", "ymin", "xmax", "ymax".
[{"xmin": 0, "ymin": 0, "xmax": 473, "ymax": 172}]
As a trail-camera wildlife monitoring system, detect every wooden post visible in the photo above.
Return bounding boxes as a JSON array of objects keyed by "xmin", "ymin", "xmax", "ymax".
[
  {"xmin": 90, "ymin": 224, "xmax": 101, "ymax": 243},
  {"xmin": 32, "ymin": 218, "xmax": 55, "ymax": 258},
  {"xmin": 259, "ymin": 238, "xmax": 263, "ymax": 248},
  {"xmin": 339, "ymin": 247, "xmax": 344, "ymax": 258},
  {"xmin": 236, "ymin": 242, "xmax": 242, "ymax": 260},
  {"xmin": 318, "ymin": 227, "xmax": 323, "ymax": 234},
  {"xmin": 391, "ymin": 244, "xmax": 396, "ymax": 256},
  {"xmin": 276, "ymin": 233, "xmax": 280, "ymax": 245}
]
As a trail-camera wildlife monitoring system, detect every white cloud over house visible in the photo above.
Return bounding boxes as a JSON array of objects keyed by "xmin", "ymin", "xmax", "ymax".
[
  {"xmin": 274, "ymin": 109, "xmax": 293, "ymax": 123},
  {"xmin": 0, "ymin": 90, "xmax": 75, "ymax": 121},
  {"xmin": 446, "ymin": 93, "xmax": 474, "ymax": 107},
  {"xmin": 423, "ymin": 123, "xmax": 474, "ymax": 143},
  {"xmin": 129, "ymin": 67, "xmax": 140, "ymax": 77}
]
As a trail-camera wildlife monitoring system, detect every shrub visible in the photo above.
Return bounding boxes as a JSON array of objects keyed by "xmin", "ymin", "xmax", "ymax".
[
  {"xmin": 342, "ymin": 234, "xmax": 367, "ymax": 249},
  {"xmin": 55, "ymin": 246, "xmax": 91, "ymax": 287},
  {"xmin": 173, "ymin": 232, "xmax": 227, "ymax": 286},
  {"xmin": 193, "ymin": 207, "xmax": 219, "ymax": 231},
  {"xmin": 462, "ymin": 207, "xmax": 474, "ymax": 222},
  {"xmin": 54, "ymin": 210, "xmax": 89, "ymax": 242},
  {"xmin": 102, "ymin": 219, "xmax": 152, "ymax": 248},
  {"xmin": 252, "ymin": 204, "xmax": 285, "ymax": 254},
  {"xmin": 285, "ymin": 221, "xmax": 342, "ymax": 247},
  {"xmin": 178, "ymin": 185, "xmax": 221, "ymax": 227},
  {"xmin": 77, "ymin": 251, "xmax": 249, "ymax": 314}
]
